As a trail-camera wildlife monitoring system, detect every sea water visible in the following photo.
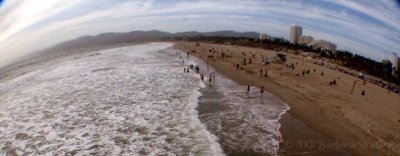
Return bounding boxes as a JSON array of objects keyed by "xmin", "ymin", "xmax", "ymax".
[
  {"xmin": 178, "ymin": 50, "xmax": 290, "ymax": 155},
  {"xmin": 0, "ymin": 43, "xmax": 223, "ymax": 155},
  {"xmin": 0, "ymin": 43, "xmax": 289, "ymax": 156}
]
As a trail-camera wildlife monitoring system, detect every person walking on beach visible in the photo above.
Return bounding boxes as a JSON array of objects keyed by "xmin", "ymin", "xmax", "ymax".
[
  {"xmin": 264, "ymin": 69, "xmax": 268, "ymax": 78},
  {"xmin": 246, "ymin": 85, "xmax": 250, "ymax": 96},
  {"xmin": 195, "ymin": 65, "xmax": 200, "ymax": 73},
  {"xmin": 260, "ymin": 85, "xmax": 264, "ymax": 97}
]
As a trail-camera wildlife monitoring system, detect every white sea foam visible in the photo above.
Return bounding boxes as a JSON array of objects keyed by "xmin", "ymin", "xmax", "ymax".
[
  {"xmin": 178, "ymin": 51, "xmax": 290, "ymax": 155},
  {"xmin": 0, "ymin": 70, "xmax": 43, "ymax": 96},
  {"xmin": 0, "ymin": 43, "xmax": 224, "ymax": 156},
  {"xmin": 200, "ymin": 77, "xmax": 290, "ymax": 155}
]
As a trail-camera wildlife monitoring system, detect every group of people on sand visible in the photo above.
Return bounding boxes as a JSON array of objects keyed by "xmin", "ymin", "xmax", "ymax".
[
  {"xmin": 259, "ymin": 68, "xmax": 268, "ymax": 78},
  {"xmin": 182, "ymin": 44, "xmax": 380, "ymax": 100}
]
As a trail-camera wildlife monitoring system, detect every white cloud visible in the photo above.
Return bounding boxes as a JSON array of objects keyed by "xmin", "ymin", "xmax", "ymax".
[
  {"xmin": 0, "ymin": 0, "xmax": 86, "ymax": 41},
  {"xmin": 0, "ymin": 0, "xmax": 399, "ymax": 67},
  {"xmin": 327, "ymin": 0, "xmax": 400, "ymax": 30}
]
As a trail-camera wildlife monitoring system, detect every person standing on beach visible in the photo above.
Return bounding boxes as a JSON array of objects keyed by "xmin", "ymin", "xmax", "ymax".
[
  {"xmin": 260, "ymin": 86, "xmax": 264, "ymax": 97},
  {"xmin": 246, "ymin": 85, "xmax": 250, "ymax": 96},
  {"xmin": 195, "ymin": 65, "xmax": 200, "ymax": 73}
]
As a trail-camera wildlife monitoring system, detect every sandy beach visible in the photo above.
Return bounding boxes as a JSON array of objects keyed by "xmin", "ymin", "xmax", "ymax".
[{"xmin": 174, "ymin": 41, "xmax": 400, "ymax": 156}]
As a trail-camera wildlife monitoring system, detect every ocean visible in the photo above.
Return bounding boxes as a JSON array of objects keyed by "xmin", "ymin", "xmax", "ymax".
[
  {"xmin": 180, "ymin": 49, "xmax": 289, "ymax": 155},
  {"xmin": 0, "ymin": 43, "xmax": 289, "ymax": 155}
]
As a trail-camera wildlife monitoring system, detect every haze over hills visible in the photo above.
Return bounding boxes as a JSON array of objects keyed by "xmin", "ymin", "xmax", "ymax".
[
  {"xmin": 3, "ymin": 30, "xmax": 258, "ymax": 69},
  {"xmin": 2, "ymin": 30, "xmax": 259, "ymax": 73},
  {"xmin": 38, "ymin": 30, "xmax": 260, "ymax": 55}
]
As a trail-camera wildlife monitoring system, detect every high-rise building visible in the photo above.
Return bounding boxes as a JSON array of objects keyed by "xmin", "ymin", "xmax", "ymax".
[
  {"xmin": 392, "ymin": 52, "xmax": 399, "ymax": 71},
  {"xmin": 290, "ymin": 25, "xmax": 302, "ymax": 44}
]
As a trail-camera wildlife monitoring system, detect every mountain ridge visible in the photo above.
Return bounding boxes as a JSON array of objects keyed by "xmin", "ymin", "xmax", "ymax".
[{"xmin": 40, "ymin": 30, "xmax": 259, "ymax": 54}]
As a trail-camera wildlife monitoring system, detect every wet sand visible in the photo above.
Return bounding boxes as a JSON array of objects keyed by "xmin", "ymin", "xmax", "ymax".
[
  {"xmin": 174, "ymin": 41, "xmax": 400, "ymax": 156},
  {"xmin": 179, "ymin": 49, "xmax": 287, "ymax": 155}
]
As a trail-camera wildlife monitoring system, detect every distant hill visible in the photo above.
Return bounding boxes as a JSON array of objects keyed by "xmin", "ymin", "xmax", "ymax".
[
  {"xmin": 5, "ymin": 30, "xmax": 258, "ymax": 71},
  {"xmin": 42, "ymin": 30, "xmax": 172, "ymax": 54},
  {"xmin": 38, "ymin": 30, "xmax": 259, "ymax": 54}
]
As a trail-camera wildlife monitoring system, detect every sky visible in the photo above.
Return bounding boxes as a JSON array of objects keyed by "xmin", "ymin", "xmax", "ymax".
[{"xmin": 0, "ymin": 0, "xmax": 399, "ymax": 67}]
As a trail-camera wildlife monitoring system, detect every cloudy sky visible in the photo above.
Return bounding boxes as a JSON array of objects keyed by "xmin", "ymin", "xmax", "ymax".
[{"xmin": 0, "ymin": 0, "xmax": 399, "ymax": 67}]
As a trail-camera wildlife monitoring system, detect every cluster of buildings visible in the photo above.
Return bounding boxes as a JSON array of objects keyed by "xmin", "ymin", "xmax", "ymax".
[
  {"xmin": 259, "ymin": 24, "xmax": 400, "ymax": 78},
  {"xmin": 259, "ymin": 33, "xmax": 275, "ymax": 41},
  {"xmin": 259, "ymin": 25, "xmax": 337, "ymax": 52},
  {"xmin": 290, "ymin": 25, "xmax": 337, "ymax": 51}
]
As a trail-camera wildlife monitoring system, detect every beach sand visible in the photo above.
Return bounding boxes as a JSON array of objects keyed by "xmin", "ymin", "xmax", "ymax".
[{"xmin": 174, "ymin": 41, "xmax": 400, "ymax": 156}]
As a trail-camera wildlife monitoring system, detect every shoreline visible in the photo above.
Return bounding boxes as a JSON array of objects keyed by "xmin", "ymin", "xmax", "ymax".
[
  {"xmin": 173, "ymin": 44, "xmax": 348, "ymax": 155},
  {"xmin": 173, "ymin": 41, "xmax": 400, "ymax": 156},
  {"xmin": 177, "ymin": 46, "xmax": 289, "ymax": 155},
  {"xmin": 195, "ymin": 54, "xmax": 348, "ymax": 155},
  {"xmin": 1, "ymin": 42, "xmax": 398, "ymax": 155}
]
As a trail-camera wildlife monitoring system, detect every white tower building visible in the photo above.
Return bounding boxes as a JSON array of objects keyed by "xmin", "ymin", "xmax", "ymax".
[
  {"xmin": 290, "ymin": 25, "xmax": 302, "ymax": 44},
  {"xmin": 393, "ymin": 52, "xmax": 399, "ymax": 71}
]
